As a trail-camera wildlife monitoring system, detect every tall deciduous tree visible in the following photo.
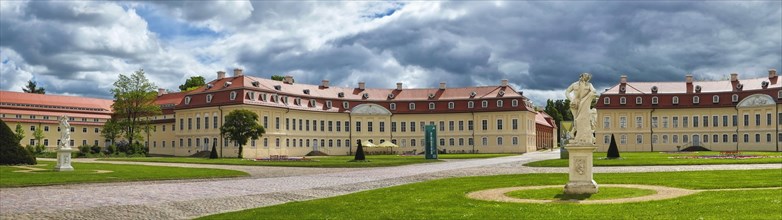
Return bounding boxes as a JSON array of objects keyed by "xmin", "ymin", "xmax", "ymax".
[
  {"xmin": 22, "ymin": 80, "xmax": 45, "ymax": 94},
  {"xmin": 220, "ymin": 109, "xmax": 265, "ymax": 158},
  {"xmin": 111, "ymin": 69, "xmax": 161, "ymax": 147},
  {"xmin": 101, "ymin": 118, "xmax": 122, "ymax": 145},
  {"xmin": 178, "ymin": 76, "xmax": 206, "ymax": 91},
  {"xmin": 14, "ymin": 124, "xmax": 25, "ymax": 143}
]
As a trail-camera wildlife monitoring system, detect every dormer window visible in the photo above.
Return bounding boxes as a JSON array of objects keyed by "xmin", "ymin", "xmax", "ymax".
[
  {"xmin": 498, "ymin": 91, "xmax": 505, "ymax": 97},
  {"xmin": 229, "ymin": 91, "xmax": 237, "ymax": 100},
  {"xmin": 448, "ymin": 102, "xmax": 455, "ymax": 109},
  {"xmin": 310, "ymin": 99, "xmax": 317, "ymax": 107},
  {"xmin": 338, "ymin": 92, "xmax": 345, "ymax": 98},
  {"xmin": 303, "ymin": 89, "xmax": 310, "ymax": 95},
  {"xmin": 387, "ymin": 93, "xmax": 395, "ymax": 99},
  {"xmin": 429, "ymin": 102, "xmax": 435, "ymax": 110},
  {"xmin": 635, "ymin": 97, "xmax": 642, "ymax": 105},
  {"xmin": 672, "ymin": 96, "xmax": 679, "ymax": 105},
  {"xmin": 732, "ymin": 94, "xmax": 739, "ymax": 102},
  {"xmin": 695, "ymin": 85, "xmax": 702, "ymax": 93},
  {"xmin": 206, "ymin": 94, "xmax": 213, "ymax": 103},
  {"xmin": 651, "ymin": 96, "xmax": 658, "ymax": 105},
  {"xmin": 693, "ymin": 96, "xmax": 700, "ymax": 104},
  {"xmin": 428, "ymin": 93, "xmax": 435, "ymax": 99},
  {"xmin": 409, "ymin": 103, "xmax": 416, "ymax": 110},
  {"xmin": 325, "ymin": 101, "xmax": 332, "ymax": 109},
  {"xmin": 206, "ymin": 84, "xmax": 213, "ymax": 89},
  {"xmin": 343, "ymin": 101, "xmax": 349, "ymax": 109},
  {"xmin": 470, "ymin": 91, "xmax": 477, "ymax": 98},
  {"xmin": 246, "ymin": 91, "xmax": 256, "ymax": 100},
  {"xmin": 468, "ymin": 101, "xmax": 474, "ymax": 109},
  {"xmin": 390, "ymin": 103, "xmax": 396, "ymax": 110},
  {"xmin": 281, "ymin": 96, "xmax": 288, "ymax": 105},
  {"xmin": 295, "ymin": 97, "xmax": 301, "ymax": 106},
  {"xmin": 260, "ymin": 93, "xmax": 267, "ymax": 101},
  {"xmin": 603, "ymin": 97, "xmax": 610, "ymax": 105},
  {"xmin": 511, "ymin": 99, "xmax": 518, "ymax": 107},
  {"xmin": 274, "ymin": 85, "xmax": 282, "ymax": 91},
  {"xmin": 272, "ymin": 94, "xmax": 278, "ymax": 103},
  {"xmin": 481, "ymin": 100, "xmax": 488, "ymax": 108},
  {"xmin": 184, "ymin": 96, "xmax": 191, "ymax": 105},
  {"xmin": 251, "ymin": 81, "xmax": 260, "ymax": 87},
  {"xmin": 712, "ymin": 95, "xmax": 719, "ymax": 104},
  {"xmin": 619, "ymin": 97, "xmax": 626, "ymax": 105},
  {"xmin": 224, "ymin": 82, "xmax": 232, "ymax": 88},
  {"xmin": 778, "ymin": 90, "xmax": 782, "ymax": 99},
  {"xmin": 497, "ymin": 100, "xmax": 504, "ymax": 107},
  {"xmin": 362, "ymin": 93, "xmax": 369, "ymax": 99}
]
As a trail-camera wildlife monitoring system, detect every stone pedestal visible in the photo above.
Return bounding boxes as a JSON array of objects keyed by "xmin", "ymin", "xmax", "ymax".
[
  {"xmin": 564, "ymin": 145, "xmax": 598, "ymax": 194},
  {"xmin": 55, "ymin": 148, "xmax": 74, "ymax": 172}
]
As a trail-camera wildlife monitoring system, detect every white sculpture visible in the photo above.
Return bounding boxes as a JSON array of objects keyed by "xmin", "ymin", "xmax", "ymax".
[
  {"xmin": 563, "ymin": 73, "xmax": 598, "ymax": 194},
  {"xmin": 565, "ymin": 73, "xmax": 598, "ymax": 145},
  {"xmin": 55, "ymin": 115, "xmax": 74, "ymax": 171}
]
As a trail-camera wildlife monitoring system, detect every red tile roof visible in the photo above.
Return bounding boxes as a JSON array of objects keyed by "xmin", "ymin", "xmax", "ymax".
[
  {"xmin": 603, "ymin": 76, "xmax": 780, "ymax": 95},
  {"xmin": 535, "ymin": 111, "xmax": 555, "ymax": 128},
  {"xmin": 0, "ymin": 91, "xmax": 113, "ymax": 113}
]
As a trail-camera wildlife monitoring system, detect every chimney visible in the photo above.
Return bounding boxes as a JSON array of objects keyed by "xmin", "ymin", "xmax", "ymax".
[
  {"xmin": 283, "ymin": 75, "xmax": 293, "ymax": 84},
  {"xmin": 439, "ymin": 82, "xmax": 446, "ymax": 90},
  {"xmin": 358, "ymin": 82, "xmax": 366, "ymax": 90},
  {"xmin": 730, "ymin": 73, "xmax": 738, "ymax": 82},
  {"xmin": 620, "ymin": 75, "xmax": 627, "ymax": 84},
  {"xmin": 769, "ymin": 69, "xmax": 777, "ymax": 78},
  {"xmin": 321, "ymin": 80, "xmax": 330, "ymax": 88},
  {"xmin": 217, "ymin": 71, "xmax": 226, "ymax": 79},
  {"xmin": 685, "ymin": 74, "xmax": 693, "ymax": 84},
  {"xmin": 233, "ymin": 68, "xmax": 243, "ymax": 76},
  {"xmin": 501, "ymin": 79, "xmax": 509, "ymax": 87},
  {"xmin": 157, "ymin": 88, "xmax": 167, "ymax": 96},
  {"xmin": 396, "ymin": 82, "xmax": 403, "ymax": 90}
]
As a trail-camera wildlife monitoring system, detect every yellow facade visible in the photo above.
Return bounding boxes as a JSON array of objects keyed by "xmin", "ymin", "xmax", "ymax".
[{"xmin": 1, "ymin": 114, "xmax": 107, "ymax": 150}]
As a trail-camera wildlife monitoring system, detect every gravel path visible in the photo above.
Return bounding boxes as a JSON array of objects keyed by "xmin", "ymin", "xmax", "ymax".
[{"xmin": 2, "ymin": 150, "xmax": 779, "ymax": 220}]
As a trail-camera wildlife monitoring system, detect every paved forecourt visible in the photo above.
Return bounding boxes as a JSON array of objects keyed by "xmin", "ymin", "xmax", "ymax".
[{"xmin": 2, "ymin": 150, "xmax": 780, "ymax": 220}]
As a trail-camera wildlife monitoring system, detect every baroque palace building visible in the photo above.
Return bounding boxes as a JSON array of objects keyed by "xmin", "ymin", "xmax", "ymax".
[
  {"xmin": 596, "ymin": 70, "xmax": 781, "ymax": 152},
  {"xmin": 0, "ymin": 69, "xmax": 557, "ymax": 158}
]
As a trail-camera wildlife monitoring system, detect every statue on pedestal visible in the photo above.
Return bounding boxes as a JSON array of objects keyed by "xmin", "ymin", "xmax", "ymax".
[
  {"xmin": 563, "ymin": 73, "xmax": 598, "ymax": 194},
  {"xmin": 55, "ymin": 115, "xmax": 74, "ymax": 171}
]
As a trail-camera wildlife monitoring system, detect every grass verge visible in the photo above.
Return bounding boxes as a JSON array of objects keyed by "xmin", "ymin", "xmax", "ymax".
[
  {"xmin": 101, "ymin": 154, "xmax": 516, "ymax": 168},
  {"xmin": 0, "ymin": 161, "xmax": 248, "ymax": 188},
  {"xmin": 199, "ymin": 169, "xmax": 782, "ymax": 219},
  {"xmin": 505, "ymin": 186, "xmax": 657, "ymax": 200},
  {"xmin": 525, "ymin": 151, "xmax": 782, "ymax": 167}
]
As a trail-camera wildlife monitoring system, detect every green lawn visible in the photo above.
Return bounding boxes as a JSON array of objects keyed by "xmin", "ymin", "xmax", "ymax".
[
  {"xmin": 0, "ymin": 161, "xmax": 248, "ymax": 188},
  {"xmin": 100, "ymin": 154, "xmax": 516, "ymax": 168},
  {"xmin": 200, "ymin": 169, "xmax": 782, "ymax": 219},
  {"xmin": 525, "ymin": 151, "xmax": 782, "ymax": 167}
]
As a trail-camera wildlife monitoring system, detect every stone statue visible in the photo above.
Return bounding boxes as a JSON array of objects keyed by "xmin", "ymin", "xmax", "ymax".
[
  {"xmin": 58, "ymin": 116, "xmax": 71, "ymax": 150},
  {"xmin": 563, "ymin": 73, "xmax": 598, "ymax": 194},
  {"xmin": 565, "ymin": 73, "xmax": 598, "ymax": 146},
  {"xmin": 55, "ymin": 115, "xmax": 74, "ymax": 171}
]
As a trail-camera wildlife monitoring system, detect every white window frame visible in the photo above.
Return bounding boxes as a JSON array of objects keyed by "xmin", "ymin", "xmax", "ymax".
[
  {"xmin": 468, "ymin": 101, "xmax": 474, "ymax": 109},
  {"xmin": 497, "ymin": 100, "xmax": 504, "ymax": 107},
  {"xmin": 409, "ymin": 103, "xmax": 416, "ymax": 110},
  {"xmin": 693, "ymin": 96, "xmax": 700, "ymax": 104},
  {"xmin": 732, "ymin": 94, "xmax": 739, "ymax": 102},
  {"xmin": 325, "ymin": 101, "xmax": 332, "ymax": 109},
  {"xmin": 511, "ymin": 99, "xmax": 518, "ymax": 107},
  {"xmin": 651, "ymin": 96, "xmax": 658, "ymax": 105},
  {"xmin": 229, "ymin": 91, "xmax": 237, "ymax": 101},
  {"xmin": 603, "ymin": 97, "xmax": 610, "ymax": 105},
  {"xmin": 389, "ymin": 103, "xmax": 396, "ymax": 110},
  {"xmin": 206, "ymin": 94, "xmax": 213, "ymax": 103},
  {"xmin": 635, "ymin": 97, "xmax": 642, "ymax": 104},
  {"xmin": 428, "ymin": 102, "xmax": 435, "ymax": 110},
  {"xmin": 448, "ymin": 102, "xmax": 454, "ymax": 109},
  {"xmin": 310, "ymin": 99, "xmax": 317, "ymax": 108},
  {"xmin": 712, "ymin": 95, "xmax": 719, "ymax": 104},
  {"xmin": 672, "ymin": 96, "xmax": 679, "ymax": 105},
  {"xmin": 184, "ymin": 96, "xmax": 191, "ymax": 105},
  {"xmin": 343, "ymin": 101, "xmax": 349, "ymax": 109},
  {"xmin": 481, "ymin": 100, "xmax": 488, "ymax": 108},
  {"xmin": 619, "ymin": 97, "xmax": 626, "ymax": 105}
]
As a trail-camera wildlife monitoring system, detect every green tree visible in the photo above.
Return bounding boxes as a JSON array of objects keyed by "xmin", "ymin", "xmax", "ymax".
[
  {"xmin": 101, "ymin": 118, "xmax": 122, "ymax": 145},
  {"xmin": 0, "ymin": 119, "xmax": 36, "ymax": 165},
  {"xmin": 271, "ymin": 75, "xmax": 285, "ymax": 81},
  {"xmin": 33, "ymin": 125, "xmax": 44, "ymax": 147},
  {"xmin": 178, "ymin": 76, "xmax": 206, "ymax": 91},
  {"xmin": 220, "ymin": 109, "xmax": 265, "ymax": 158},
  {"xmin": 22, "ymin": 80, "xmax": 46, "ymax": 94},
  {"xmin": 14, "ymin": 123, "xmax": 25, "ymax": 142},
  {"xmin": 111, "ymin": 69, "xmax": 161, "ymax": 148}
]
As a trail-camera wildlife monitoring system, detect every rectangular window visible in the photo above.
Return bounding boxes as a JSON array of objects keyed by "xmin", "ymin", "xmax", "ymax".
[
  {"xmin": 767, "ymin": 113, "xmax": 772, "ymax": 126},
  {"xmin": 306, "ymin": 119, "xmax": 310, "ymax": 131},
  {"xmin": 468, "ymin": 120, "xmax": 474, "ymax": 131},
  {"xmin": 744, "ymin": 114, "xmax": 749, "ymax": 127},
  {"xmin": 392, "ymin": 122, "xmax": 397, "ymax": 132},
  {"xmin": 662, "ymin": 117, "xmax": 668, "ymax": 128},
  {"xmin": 276, "ymin": 117, "xmax": 280, "ymax": 130},
  {"xmin": 379, "ymin": 122, "xmax": 385, "ymax": 132},
  {"xmin": 693, "ymin": 116, "xmax": 699, "ymax": 128},
  {"xmin": 300, "ymin": 119, "xmax": 304, "ymax": 131},
  {"xmin": 459, "ymin": 121, "xmax": 465, "ymax": 131},
  {"xmin": 328, "ymin": 121, "xmax": 333, "ymax": 132},
  {"xmin": 482, "ymin": 120, "xmax": 488, "ymax": 131},
  {"xmin": 368, "ymin": 121, "xmax": 373, "ymax": 132},
  {"xmin": 313, "ymin": 120, "xmax": 318, "ymax": 131},
  {"xmin": 723, "ymin": 115, "xmax": 728, "ymax": 127},
  {"xmin": 672, "ymin": 116, "xmax": 679, "ymax": 128},
  {"xmin": 702, "ymin": 116, "xmax": 708, "ymax": 128},
  {"xmin": 336, "ymin": 121, "xmax": 341, "ymax": 132},
  {"xmin": 733, "ymin": 115, "xmax": 738, "ymax": 127},
  {"xmin": 713, "ymin": 115, "xmax": 718, "ymax": 127},
  {"xmin": 755, "ymin": 114, "xmax": 760, "ymax": 126},
  {"xmin": 603, "ymin": 116, "xmax": 610, "ymax": 128},
  {"xmin": 320, "ymin": 120, "xmax": 325, "ymax": 132},
  {"xmin": 412, "ymin": 122, "xmax": 417, "ymax": 132},
  {"xmin": 345, "ymin": 121, "xmax": 350, "ymax": 132},
  {"xmin": 637, "ymin": 116, "xmax": 644, "ymax": 128},
  {"xmin": 196, "ymin": 117, "xmax": 201, "ymax": 129},
  {"xmin": 497, "ymin": 119, "xmax": 503, "ymax": 130},
  {"xmin": 512, "ymin": 119, "xmax": 518, "ymax": 130},
  {"xmin": 264, "ymin": 116, "xmax": 269, "ymax": 129},
  {"xmin": 401, "ymin": 122, "xmax": 406, "ymax": 132},
  {"xmin": 356, "ymin": 121, "xmax": 361, "ymax": 132},
  {"xmin": 188, "ymin": 118, "xmax": 192, "ymax": 130},
  {"xmin": 449, "ymin": 121, "xmax": 454, "ymax": 131},
  {"xmin": 213, "ymin": 116, "xmax": 218, "ymax": 128},
  {"xmin": 286, "ymin": 118, "xmax": 290, "ymax": 130},
  {"xmin": 619, "ymin": 117, "xmax": 627, "ymax": 129},
  {"xmin": 683, "ymin": 116, "xmax": 689, "ymax": 128},
  {"xmin": 651, "ymin": 117, "xmax": 657, "ymax": 128}
]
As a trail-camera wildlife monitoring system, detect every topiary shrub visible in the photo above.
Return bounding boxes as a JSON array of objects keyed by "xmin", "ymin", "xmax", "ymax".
[
  {"xmin": 606, "ymin": 134, "xmax": 620, "ymax": 159},
  {"xmin": 353, "ymin": 142, "xmax": 366, "ymax": 161},
  {"xmin": 209, "ymin": 142, "xmax": 218, "ymax": 159},
  {"xmin": 0, "ymin": 119, "xmax": 36, "ymax": 165}
]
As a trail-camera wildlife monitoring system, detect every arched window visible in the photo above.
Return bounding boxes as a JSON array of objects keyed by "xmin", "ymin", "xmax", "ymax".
[
  {"xmin": 229, "ymin": 91, "xmax": 237, "ymax": 100},
  {"xmin": 651, "ymin": 96, "xmax": 658, "ymax": 105},
  {"xmin": 467, "ymin": 101, "xmax": 474, "ymax": 108},
  {"xmin": 343, "ymin": 101, "xmax": 349, "ymax": 109},
  {"xmin": 448, "ymin": 102, "xmax": 455, "ymax": 109},
  {"xmin": 603, "ymin": 97, "xmax": 610, "ymax": 105},
  {"xmin": 635, "ymin": 97, "xmax": 642, "ymax": 104},
  {"xmin": 497, "ymin": 137, "xmax": 503, "ymax": 145},
  {"xmin": 184, "ymin": 96, "xmax": 191, "ymax": 105},
  {"xmin": 409, "ymin": 103, "xmax": 416, "ymax": 110},
  {"xmin": 732, "ymin": 94, "xmax": 739, "ymax": 102},
  {"xmin": 428, "ymin": 102, "xmax": 436, "ymax": 110},
  {"xmin": 497, "ymin": 100, "xmax": 504, "ymax": 107},
  {"xmin": 482, "ymin": 137, "xmax": 488, "ymax": 146},
  {"xmin": 481, "ymin": 100, "xmax": 489, "ymax": 108},
  {"xmin": 389, "ymin": 103, "xmax": 396, "ymax": 110},
  {"xmin": 672, "ymin": 96, "xmax": 679, "ymax": 104},
  {"xmin": 619, "ymin": 97, "xmax": 626, "ymax": 105},
  {"xmin": 511, "ymin": 99, "xmax": 518, "ymax": 107},
  {"xmin": 693, "ymin": 96, "xmax": 700, "ymax": 104},
  {"xmin": 206, "ymin": 94, "xmax": 213, "ymax": 103},
  {"xmin": 712, "ymin": 95, "xmax": 719, "ymax": 104}
]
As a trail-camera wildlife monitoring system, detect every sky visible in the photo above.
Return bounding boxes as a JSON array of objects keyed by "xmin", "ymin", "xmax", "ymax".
[{"xmin": 1, "ymin": 1, "xmax": 780, "ymax": 106}]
